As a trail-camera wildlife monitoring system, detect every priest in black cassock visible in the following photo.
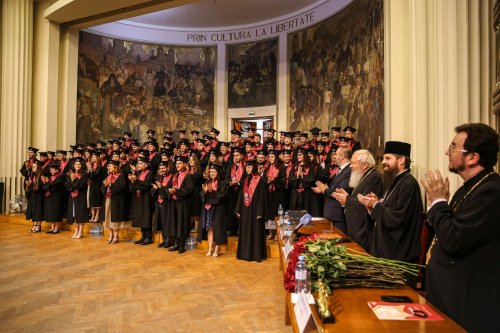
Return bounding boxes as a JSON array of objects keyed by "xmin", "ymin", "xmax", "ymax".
[
  {"xmin": 421, "ymin": 123, "xmax": 500, "ymax": 333},
  {"xmin": 332, "ymin": 149, "xmax": 383, "ymax": 251},
  {"xmin": 358, "ymin": 141, "xmax": 423, "ymax": 287},
  {"xmin": 235, "ymin": 159, "xmax": 267, "ymax": 262}
]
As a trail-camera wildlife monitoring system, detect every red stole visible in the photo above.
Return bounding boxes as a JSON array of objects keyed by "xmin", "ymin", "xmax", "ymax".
[
  {"xmin": 172, "ymin": 170, "xmax": 188, "ymax": 200},
  {"xmin": 223, "ymin": 153, "xmax": 231, "ymax": 162},
  {"xmin": 135, "ymin": 169, "xmax": 150, "ymax": 198},
  {"xmin": 44, "ymin": 173, "xmax": 60, "ymax": 197},
  {"xmin": 230, "ymin": 162, "xmax": 244, "ymax": 183},
  {"xmin": 204, "ymin": 180, "xmax": 218, "ymax": 209},
  {"xmin": 285, "ymin": 163, "xmax": 293, "ymax": 188},
  {"xmin": 243, "ymin": 175, "xmax": 261, "ymax": 207},
  {"xmin": 105, "ymin": 173, "xmax": 118, "ymax": 198},
  {"xmin": 210, "ymin": 140, "xmax": 218, "ymax": 149},
  {"xmin": 149, "ymin": 151, "xmax": 157, "ymax": 161},
  {"xmin": 70, "ymin": 173, "xmax": 82, "ymax": 198},
  {"xmin": 60, "ymin": 159, "xmax": 68, "ymax": 172},
  {"xmin": 157, "ymin": 173, "xmax": 172, "ymax": 204},
  {"xmin": 266, "ymin": 164, "xmax": 279, "ymax": 192}
]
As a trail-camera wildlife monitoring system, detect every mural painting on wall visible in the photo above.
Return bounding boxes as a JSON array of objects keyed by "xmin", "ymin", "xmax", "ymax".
[
  {"xmin": 76, "ymin": 31, "xmax": 216, "ymax": 144},
  {"xmin": 227, "ymin": 38, "xmax": 278, "ymax": 108},
  {"xmin": 288, "ymin": 0, "xmax": 384, "ymax": 153}
]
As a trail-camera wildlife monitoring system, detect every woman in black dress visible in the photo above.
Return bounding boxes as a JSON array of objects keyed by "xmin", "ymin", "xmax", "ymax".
[
  {"xmin": 263, "ymin": 150, "xmax": 285, "ymax": 240},
  {"xmin": 65, "ymin": 157, "xmax": 89, "ymax": 239},
  {"xmin": 25, "ymin": 160, "xmax": 44, "ymax": 232},
  {"xmin": 235, "ymin": 159, "xmax": 267, "ymax": 262},
  {"xmin": 41, "ymin": 163, "xmax": 65, "ymax": 233},
  {"xmin": 198, "ymin": 164, "xmax": 228, "ymax": 257},
  {"xmin": 288, "ymin": 148, "xmax": 319, "ymax": 216},
  {"xmin": 102, "ymin": 161, "xmax": 129, "ymax": 244},
  {"xmin": 87, "ymin": 151, "xmax": 104, "ymax": 222}
]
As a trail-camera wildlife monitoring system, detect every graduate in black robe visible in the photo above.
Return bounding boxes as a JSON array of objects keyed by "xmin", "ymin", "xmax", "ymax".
[
  {"xmin": 41, "ymin": 164, "xmax": 65, "ymax": 234},
  {"xmin": 262, "ymin": 150, "xmax": 285, "ymax": 239},
  {"xmin": 331, "ymin": 150, "xmax": 383, "ymax": 251},
  {"xmin": 288, "ymin": 148, "xmax": 319, "ymax": 216},
  {"xmin": 166, "ymin": 155, "xmax": 193, "ymax": 254},
  {"xmin": 65, "ymin": 158, "xmax": 89, "ymax": 238},
  {"xmin": 358, "ymin": 142, "xmax": 423, "ymax": 288},
  {"xmin": 280, "ymin": 149, "xmax": 294, "ymax": 211},
  {"xmin": 129, "ymin": 157, "xmax": 154, "ymax": 245},
  {"xmin": 225, "ymin": 148, "xmax": 245, "ymax": 236},
  {"xmin": 101, "ymin": 161, "xmax": 129, "ymax": 244},
  {"xmin": 25, "ymin": 160, "xmax": 44, "ymax": 233},
  {"xmin": 188, "ymin": 154, "xmax": 204, "ymax": 230},
  {"xmin": 87, "ymin": 151, "xmax": 104, "ymax": 222},
  {"xmin": 198, "ymin": 164, "xmax": 229, "ymax": 257},
  {"xmin": 235, "ymin": 160, "xmax": 267, "ymax": 262},
  {"xmin": 152, "ymin": 161, "xmax": 174, "ymax": 249},
  {"xmin": 422, "ymin": 124, "xmax": 500, "ymax": 333}
]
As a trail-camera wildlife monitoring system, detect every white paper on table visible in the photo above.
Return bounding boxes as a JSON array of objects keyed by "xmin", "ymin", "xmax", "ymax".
[
  {"xmin": 291, "ymin": 292, "xmax": 316, "ymax": 304},
  {"xmin": 294, "ymin": 291, "xmax": 313, "ymax": 333},
  {"xmin": 311, "ymin": 217, "xmax": 324, "ymax": 221}
]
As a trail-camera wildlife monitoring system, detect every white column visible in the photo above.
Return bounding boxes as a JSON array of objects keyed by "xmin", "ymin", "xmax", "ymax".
[
  {"xmin": 0, "ymin": 0, "xmax": 33, "ymax": 212},
  {"xmin": 277, "ymin": 33, "xmax": 288, "ymax": 132}
]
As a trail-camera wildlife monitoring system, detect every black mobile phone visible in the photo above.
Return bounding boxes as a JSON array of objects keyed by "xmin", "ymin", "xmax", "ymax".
[{"xmin": 381, "ymin": 295, "xmax": 413, "ymax": 303}]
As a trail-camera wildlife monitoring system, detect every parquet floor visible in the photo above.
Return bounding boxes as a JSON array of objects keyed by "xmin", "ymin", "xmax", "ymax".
[{"xmin": 0, "ymin": 217, "xmax": 290, "ymax": 333}]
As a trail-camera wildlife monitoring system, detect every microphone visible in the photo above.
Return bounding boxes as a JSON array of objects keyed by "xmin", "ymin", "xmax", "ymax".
[{"xmin": 292, "ymin": 213, "xmax": 312, "ymax": 234}]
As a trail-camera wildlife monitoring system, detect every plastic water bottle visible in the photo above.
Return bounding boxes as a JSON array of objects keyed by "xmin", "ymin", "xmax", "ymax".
[
  {"xmin": 284, "ymin": 220, "xmax": 293, "ymax": 244},
  {"xmin": 295, "ymin": 256, "xmax": 309, "ymax": 294},
  {"xmin": 278, "ymin": 205, "xmax": 284, "ymax": 225},
  {"xmin": 90, "ymin": 226, "xmax": 95, "ymax": 238}
]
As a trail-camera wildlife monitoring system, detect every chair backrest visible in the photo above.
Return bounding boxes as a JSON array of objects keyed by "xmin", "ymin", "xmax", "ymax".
[{"xmin": 416, "ymin": 212, "xmax": 435, "ymax": 292}]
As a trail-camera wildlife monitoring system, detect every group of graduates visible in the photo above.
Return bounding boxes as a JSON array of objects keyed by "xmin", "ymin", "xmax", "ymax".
[{"xmin": 20, "ymin": 125, "xmax": 363, "ymax": 261}]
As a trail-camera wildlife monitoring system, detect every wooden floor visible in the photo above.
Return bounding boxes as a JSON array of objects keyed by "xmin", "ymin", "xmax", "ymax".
[{"xmin": 0, "ymin": 215, "xmax": 290, "ymax": 333}]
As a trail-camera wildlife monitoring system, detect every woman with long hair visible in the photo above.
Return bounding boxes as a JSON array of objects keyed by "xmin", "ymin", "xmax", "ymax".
[
  {"xmin": 187, "ymin": 154, "xmax": 203, "ymax": 231},
  {"xmin": 65, "ymin": 157, "xmax": 89, "ymax": 238},
  {"xmin": 41, "ymin": 163, "xmax": 65, "ymax": 233},
  {"xmin": 102, "ymin": 160, "xmax": 128, "ymax": 244},
  {"xmin": 263, "ymin": 150, "xmax": 285, "ymax": 240},
  {"xmin": 234, "ymin": 159, "xmax": 267, "ymax": 262},
  {"xmin": 203, "ymin": 150, "xmax": 220, "ymax": 180},
  {"xmin": 25, "ymin": 160, "xmax": 44, "ymax": 232},
  {"xmin": 198, "ymin": 164, "xmax": 228, "ymax": 257},
  {"xmin": 87, "ymin": 151, "xmax": 104, "ymax": 222},
  {"xmin": 288, "ymin": 148, "xmax": 319, "ymax": 216}
]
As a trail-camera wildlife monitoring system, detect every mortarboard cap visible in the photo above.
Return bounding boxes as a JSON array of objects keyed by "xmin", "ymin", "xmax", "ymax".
[
  {"xmin": 343, "ymin": 126, "xmax": 357, "ymax": 133},
  {"xmin": 175, "ymin": 155, "xmax": 188, "ymax": 163},
  {"xmin": 210, "ymin": 128, "xmax": 220, "ymax": 135},
  {"xmin": 28, "ymin": 147, "xmax": 39, "ymax": 153},
  {"xmin": 230, "ymin": 129, "xmax": 242, "ymax": 136},
  {"xmin": 310, "ymin": 127, "xmax": 321, "ymax": 136},
  {"xmin": 331, "ymin": 126, "xmax": 341, "ymax": 132}
]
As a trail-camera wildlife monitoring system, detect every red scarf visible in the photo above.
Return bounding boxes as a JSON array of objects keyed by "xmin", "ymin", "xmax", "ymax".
[
  {"xmin": 157, "ymin": 173, "xmax": 172, "ymax": 204},
  {"xmin": 105, "ymin": 173, "xmax": 118, "ymax": 198},
  {"xmin": 70, "ymin": 173, "xmax": 82, "ymax": 198},
  {"xmin": 60, "ymin": 159, "xmax": 68, "ymax": 172},
  {"xmin": 172, "ymin": 170, "xmax": 188, "ymax": 200},
  {"xmin": 204, "ymin": 180, "xmax": 218, "ymax": 209},
  {"xmin": 210, "ymin": 140, "xmax": 218, "ymax": 149},
  {"xmin": 266, "ymin": 164, "xmax": 279, "ymax": 192},
  {"xmin": 230, "ymin": 162, "xmax": 244, "ymax": 183},
  {"xmin": 243, "ymin": 174, "xmax": 261, "ymax": 207},
  {"xmin": 223, "ymin": 153, "xmax": 231, "ymax": 161},
  {"xmin": 329, "ymin": 164, "xmax": 339, "ymax": 178},
  {"xmin": 285, "ymin": 163, "xmax": 293, "ymax": 188},
  {"xmin": 149, "ymin": 151, "xmax": 157, "ymax": 161},
  {"xmin": 44, "ymin": 173, "xmax": 60, "ymax": 197},
  {"xmin": 135, "ymin": 169, "xmax": 150, "ymax": 198}
]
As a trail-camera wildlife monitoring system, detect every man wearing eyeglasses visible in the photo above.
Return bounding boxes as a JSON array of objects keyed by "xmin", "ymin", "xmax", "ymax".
[{"xmin": 421, "ymin": 123, "xmax": 500, "ymax": 333}]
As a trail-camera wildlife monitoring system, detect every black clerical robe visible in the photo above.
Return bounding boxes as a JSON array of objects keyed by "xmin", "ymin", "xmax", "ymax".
[
  {"xmin": 344, "ymin": 168, "xmax": 383, "ymax": 251},
  {"xmin": 426, "ymin": 169, "xmax": 500, "ymax": 333},
  {"xmin": 370, "ymin": 170, "xmax": 423, "ymax": 263}
]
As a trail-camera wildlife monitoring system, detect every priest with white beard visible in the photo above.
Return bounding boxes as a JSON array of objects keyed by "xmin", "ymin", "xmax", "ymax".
[{"xmin": 332, "ymin": 149, "xmax": 383, "ymax": 251}]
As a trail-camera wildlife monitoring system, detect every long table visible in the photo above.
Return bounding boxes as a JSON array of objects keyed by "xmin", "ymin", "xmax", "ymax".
[{"xmin": 276, "ymin": 218, "xmax": 465, "ymax": 333}]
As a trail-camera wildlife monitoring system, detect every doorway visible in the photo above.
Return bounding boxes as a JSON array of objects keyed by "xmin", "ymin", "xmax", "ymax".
[{"xmin": 232, "ymin": 117, "xmax": 274, "ymax": 139}]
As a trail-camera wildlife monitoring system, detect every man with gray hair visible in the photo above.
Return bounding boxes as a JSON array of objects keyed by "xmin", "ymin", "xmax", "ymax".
[{"xmin": 332, "ymin": 149, "xmax": 383, "ymax": 250}]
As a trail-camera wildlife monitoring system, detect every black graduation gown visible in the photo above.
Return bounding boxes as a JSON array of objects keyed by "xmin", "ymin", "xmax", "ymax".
[
  {"xmin": 130, "ymin": 170, "xmax": 153, "ymax": 228},
  {"xmin": 65, "ymin": 173, "xmax": 89, "ymax": 224},
  {"xmin": 370, "ymin": 170, "xmax": 423, "ymax": 263},
  {"xmin": 426, "ymin": 170, "xmax": 500, "ymax": 333},
  {"xmin": 224, "ymin": 163, "xmax": 244, "ymax": 229},
  {"xmin": 198, "ymin": 180, "xmax": 229, "ymax": 245},
  {"xmin": 101, "ymin": 173, "xmax": 128, "ymax": 222},
  {"xmin": 288, "ymin": 164, "xmax": 319, "ymax": 216},
  {"xmin": 166, "ymin": 172, "xmax": 193, "ymax": 239},
  {"xmin": 235, "ymin": 175, "xmax": 267, "ymax": 262},
  {"xmin": 41, "ymin": 175, "xmax": 65, "ymax": 222},
  {"xmin": 344, "ymin": 168, "xmax": 383, "ymax": 251},
  {"xmin": 189, "ymin": 170, "xmax": 204, "ymax": 217},
  {"xmin": 88, "ymin": 166, "xmax": 104, "ymax": 208},
  {"xmin": 151, "ymin": 173, "xmax": 172, "ymax": 233},
  {"xmin": 25, "ymin": 179, "xmax": 44, "ymax": 221},
  {"xmin": 262, "ymin": 165, "xmax": 285, "ymax": 221}
]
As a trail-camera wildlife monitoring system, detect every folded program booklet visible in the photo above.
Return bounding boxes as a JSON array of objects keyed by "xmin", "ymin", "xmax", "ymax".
[{"xmin": 368, "ymin": 302, "xmax": 444, "ymax": 321}]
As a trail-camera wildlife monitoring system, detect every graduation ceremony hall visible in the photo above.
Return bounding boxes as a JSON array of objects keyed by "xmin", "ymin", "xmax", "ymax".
[{"xmin": 0, "ymin": 0, "xmax": 499, "ymax": 332}]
